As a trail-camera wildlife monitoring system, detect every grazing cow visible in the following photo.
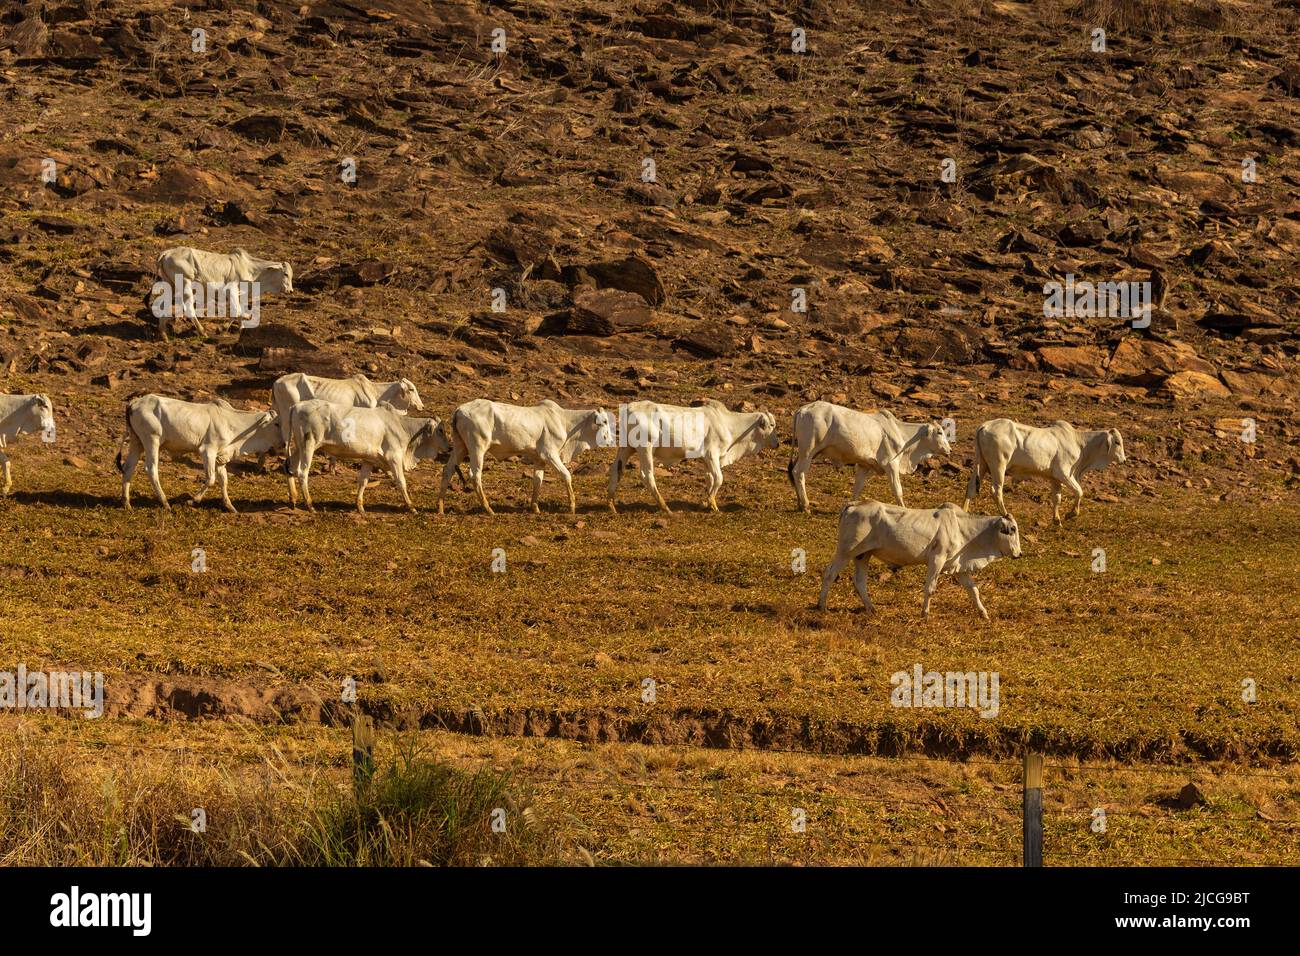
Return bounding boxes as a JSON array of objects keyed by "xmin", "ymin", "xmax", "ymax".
[
  {"xmin": 0, "ymin": 393, "xmax": 55, "ymax": 495},
  {"xmin": 115, "ymin": 394, "xmax": 283, "ymax": 512},
  {"xmin": 270, "ymin": 373, "xmax": 423, "ymax": 450},
  {"xmin": 818, "ymin": 501, "xmax": 1022, "ymax": 619},
  {"xmin": 964, "ymin": 419, "xmax": 1125, "ymax": 524},
  {"xmin": 287, "ymin": 400, "xmax": 449, "ymax": 513},
  {"xmin": 607, "ymin": 399, "xmax": 780, "ymax": 513},
  {"xmin": 788, "ymin": 401, "xmax": 951, "ymax": 512},
  {"xmin": 154, "ymin": 246, "xmax": 293, "ymax": 338},
  {"xmin": 437, "ymin": 399, "xmax": 613, "ymax": 515}
]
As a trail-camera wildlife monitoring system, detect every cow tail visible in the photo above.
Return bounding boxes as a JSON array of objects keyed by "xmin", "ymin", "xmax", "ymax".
[
  {"xmin": 448, "ymin": 408, "xmax": 470, "ymax": 489},
  {"xmin": 786, "ymin": 455, "xmax": 797, "ymax": 491},
  {"xmin": 965, "ymin": 426, "xmax": 985, "ymax": 504},
  {"xmin": 114, "ymin": 402, "xmax": 134, "ymax": 473}
]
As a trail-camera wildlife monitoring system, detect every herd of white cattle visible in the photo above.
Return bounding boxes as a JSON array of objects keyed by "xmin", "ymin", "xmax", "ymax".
[{"xmin": 0, "ymin": 372, "xmax": 1128, "ymax": 618}]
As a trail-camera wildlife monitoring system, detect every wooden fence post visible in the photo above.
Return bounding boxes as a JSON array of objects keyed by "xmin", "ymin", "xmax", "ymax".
[
  {"xmin": 352, "ymin": 713, "xmax": 375, "ymax": 795},
  {"xmin": 1023, "ymin": 751, "xmax": 1044, "ymax": 867}
]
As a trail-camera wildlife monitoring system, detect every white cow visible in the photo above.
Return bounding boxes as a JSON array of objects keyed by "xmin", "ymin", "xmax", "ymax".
[
  {"xmin": 964, "ymin": 419, "xmax": 1125, "ymax": 524},
  {"xmin": 437, "ymin": 399, "xmax": 614, "ymax": 515},
  {"xmin": 788, "ymin": 401, "xmax": 951, "ymax": 512},
  {"xmin": 0, "ymin": 393, "xmax": 55, "ymax": 495},
  {"xmin": 607, "ymin": 399, "xmax": 779, "ymax": 513},
  {"xmin": 115, "ymin": 394, "xmax": 283, "ymax": 512},
  {"xmin": 155, "ymin": 246, "xmax": 293, "ymax": 338},
  {"xmin": 270, "ymin": 373, "xmax": 423, "ymax": 449},
  {"xmin": 818, "ymin": 501, "xmax": 1022, "ymax": 619},
  {"xmin": 287, "ymin": 400, "xmax": 450, "ymax": 513}
]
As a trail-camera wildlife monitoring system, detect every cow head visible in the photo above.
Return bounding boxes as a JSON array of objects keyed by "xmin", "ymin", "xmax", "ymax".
[
  {"xmin": 996, "ymin": 516, "xmax": 1023, "ymax": 559},
  {"xmin": 1106, "ymin": 428, "xmax": 1125, "ymax": 465},
  {"xmin": 756, "ymin": 411, "xmax": 780, "ymax": 450},
  {"xmin": 410, "ymin": 418, "xmax": 451, "ymax": 463},
  {"xmin": 242, "ymin": 410, "xmax": 285, "ymax": 456},
  {"xmin": 255, "ymin": 260, "xmax": 293, "ymax": 295},
  {"xmin": 32, "ymin": 394, "xmax": 55, "ymax": 436},
  {"xmin": 397, "ymin": 378, "xmax": 424, "ymax": 412},
  {"xmin": 590, "ymin": 408, "xmax": 614, "ymax": 448}
]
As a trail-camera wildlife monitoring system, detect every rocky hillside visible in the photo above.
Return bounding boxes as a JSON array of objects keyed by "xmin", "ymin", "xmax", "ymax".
[{"xmin": 1, "ymin": 0, "xmax": 1298, "ymax": 472}]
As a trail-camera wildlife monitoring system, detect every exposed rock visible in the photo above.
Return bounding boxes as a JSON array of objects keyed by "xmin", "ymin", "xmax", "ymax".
[
  {"xmin": 1036, "ymin": 345, "xmax": 1107, "ymax": 378},
  {"xmin": 1161, "ymin": 371, "xmax": 1230, "ymax": 401},
  {"xmin": 567, "ymin": 288, "xmax": 652, "ymax": 336}
]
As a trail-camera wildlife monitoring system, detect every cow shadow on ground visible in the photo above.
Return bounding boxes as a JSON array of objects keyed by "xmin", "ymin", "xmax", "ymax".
[{"xmin": 6, "ymin": 489, "xmax": 122, "ymax": 509}]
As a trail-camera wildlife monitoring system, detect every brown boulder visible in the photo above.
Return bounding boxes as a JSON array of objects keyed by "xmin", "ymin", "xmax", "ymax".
[
  {"xmin": 568, "ymin": 289, "xmax": 652, "ymax": 336},
  {"xmin": 893, "ymin": 322, "xmax": 984, "ymax": 365},
  {"xmin": 568, "ymin": 255, "xmax": 665, "ymax": 307},
  {"xmin": 674, "ymin": 320, "xmax": 741, "ymax": 358},
  {"xmin": 1036, "ymin": 345, "xmax": 1107, "ymax": 378},
  {"xmin": 1108, "ymin": 338, "xmax": 1214, "ymax": 385},
  {"xmin": 1161, "ymin": 371, "xmax": 1230, "ymax": 401}
]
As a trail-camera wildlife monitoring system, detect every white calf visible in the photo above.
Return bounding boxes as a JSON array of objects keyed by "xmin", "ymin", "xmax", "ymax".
[{"xmin": 818, "ymin": 501, "xmax": 1023, "ymax": 619}]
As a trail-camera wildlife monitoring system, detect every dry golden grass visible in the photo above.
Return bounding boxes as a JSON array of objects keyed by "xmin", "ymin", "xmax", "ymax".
[
  {"xmin": 2, "ymin": 441, "xmax": 1296, "ymax": 762},
  {"xmin": 2, "ymin": 717, "xmax": 1294, "ymax": 866}
]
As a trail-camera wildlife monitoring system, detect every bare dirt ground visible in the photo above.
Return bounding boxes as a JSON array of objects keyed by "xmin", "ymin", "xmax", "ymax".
[{"xmin": 1, "ymin": 0, "xmax": 1298, "ymax": 864}]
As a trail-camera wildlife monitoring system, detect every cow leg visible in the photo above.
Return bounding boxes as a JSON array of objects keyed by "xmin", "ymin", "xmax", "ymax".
[
  {"xmin": 183, "ymin": 280, "xmax": 205, "ymax": 337},
  {"xmin": 704, "ymin": 454, "xmax": 724, "ymax": 513},
  {"xmin": 887, "ymin": 464, "xmax": 906, "ymax": 507},
  {"xmin": 287, "ymin": 443, "xmax": 299, "ymax": 509},
  {"xmin": 607, "ymin": 447, "xmax": 634, "ymax": 514},
  {"xmin": 956, "ymin": 572, "xmax": 988, "ymax": 621},
  {"xmin": 218, "ymin": 462, "xmax": 237, "ymax": 514},
  {"xmin": 296, "ymin": 441, "xmax": 316, "ymax": 513},
  {"xmin": 991, "ymin": 466, "xmax": 1009, "ymax": 517},
  {"xmin": 389, "ymin": 461, "xmax": 417, "ymax": 513},
  {"xmin": 852, "ymin": 553, "xmax": 876, "ymax": 614},
  {"xmin": 817, "ymin": 549, "xmax": 850, "ymax": 610},
  {"xmin": 1050, "ymin": 481, "xmax": 1064, "ymax": 525},
  {"xmin": 638, "ymin": 445, "xmax": 671, "ymax": 513},
  {"xmin": 528, "ymin": 469, "xmax": 545, "ymax": 513},
  {"xmin": 468, "ymin": 448, "xmax": 493, "ymax": 515},
  {"xmin": 790, "ymin": 449, "xmax": 812, "ymax": 512},
  {"xmin": 922, "ymin": 560, "xmax": 942, "ymax": 618},
  {"xmin": 0, "ymin": 452, "xmax": 10, "ymax": 497},
  {"xmin": 1064, "ymin": 474, "xmax": 1085, "ymax": 519},
  {"xmin": 191, "ymin": 448, "xmax": 218, "ymax": 505},
  {"xmin": 121, "ymin": 438, "xmax": 143, "ymax": 510},
  {"xmin": 541, "ymin": 449, "xmax": 576, "ymax": 514},
  {"xmin": 436, "ymin": 441, "xmax": 466, "ymax": 515},
  {"xmin": 356, "ymin": 464, "xmax": 372, "ymax": 514},
  {"xmin": 850, "ymin": 464, "xmax": 869, "ymax": 502},
  {"xmin": 144, "ymin": 441, "xmax": 169, "ymax": 510}
]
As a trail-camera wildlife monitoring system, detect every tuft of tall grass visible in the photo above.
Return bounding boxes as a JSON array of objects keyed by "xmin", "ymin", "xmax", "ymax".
[
  {"xmin": 0, "ymin": 733, "xmax": 557, "ymax": 866},
  {"xmin": 292, "ymin": 744, "xmax": 551, "ymax": 866}
]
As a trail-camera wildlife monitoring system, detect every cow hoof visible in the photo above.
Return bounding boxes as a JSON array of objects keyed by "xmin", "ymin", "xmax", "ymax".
[{"xmin": 607, "ymin": 501, "xmax": 618, "ymax": 514}]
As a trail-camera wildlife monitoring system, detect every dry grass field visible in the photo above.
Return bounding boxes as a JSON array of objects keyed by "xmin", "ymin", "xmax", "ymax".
[{"xmin": 2, "ymin": 422, "xmax": 1298, "ymax": 865}]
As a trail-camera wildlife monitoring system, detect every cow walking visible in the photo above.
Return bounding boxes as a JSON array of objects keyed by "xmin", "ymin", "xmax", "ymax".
[
  {"xmin": 116, "ymin": 394, "xmax": 282, "ymax": 512},
  {"xmin": 788, "ymin": 401, "xmax": 950, "ymax": 512},
  {"xmin": 964, "ymin": 419, "xmax": 1125, "ymax": 524},
  {"xmin": 818, "ymin": 501, "xmax": 1022, "ymax": 619}
]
